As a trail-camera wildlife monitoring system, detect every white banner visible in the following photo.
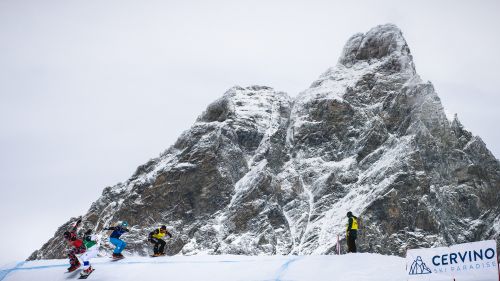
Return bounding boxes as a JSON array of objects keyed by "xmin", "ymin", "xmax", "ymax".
[{"xmin": 406, "ymin": 240, "xmax": 499, "ymax": 281}]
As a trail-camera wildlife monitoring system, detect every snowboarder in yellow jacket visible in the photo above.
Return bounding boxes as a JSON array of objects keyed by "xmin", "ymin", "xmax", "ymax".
[{"xmin": 149, "ymin": 225, "xmax": 172, "ymax": 256}]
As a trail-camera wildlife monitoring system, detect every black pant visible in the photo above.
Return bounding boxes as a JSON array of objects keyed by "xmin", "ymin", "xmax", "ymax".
[
  {"xmin": 150, "ymin": 238, "xmax": 166, "ymax": 254},
  {"xmin": 347, "ymin": 230, "xmax": 357, "ymax": 253}
]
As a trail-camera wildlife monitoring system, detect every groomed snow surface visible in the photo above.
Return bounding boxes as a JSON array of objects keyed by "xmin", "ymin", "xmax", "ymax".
[{"xmin": 1, "ymin": 254, "xmax": 406, "ymax": 281}]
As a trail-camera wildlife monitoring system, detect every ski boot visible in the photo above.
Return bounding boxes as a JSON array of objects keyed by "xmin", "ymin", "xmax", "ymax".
[
  {"xmin": 81, "ymin": 266, "xmax": 93, "ymax": 276},
  {"xmin": 112, "ymin": 253, "xmax": 124, "ymax": 260},
  {"xmin": 79, "ymin": 266, "xmax": 95, "ymax": 279},
  {"xmin": 67, "ymin": 262, "xmax": 81, "ymax": 272}
]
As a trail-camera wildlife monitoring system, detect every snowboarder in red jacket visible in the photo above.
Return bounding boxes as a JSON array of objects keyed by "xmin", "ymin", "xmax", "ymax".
[{"xmin": 63, "ymin": 217, "xmax": 86, "ymax": 272}]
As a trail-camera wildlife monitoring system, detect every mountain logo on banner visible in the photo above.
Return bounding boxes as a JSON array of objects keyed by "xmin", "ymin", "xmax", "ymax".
[{"xmin": 409, "ymin": 256, "xmax": 432, "ymax": 275}]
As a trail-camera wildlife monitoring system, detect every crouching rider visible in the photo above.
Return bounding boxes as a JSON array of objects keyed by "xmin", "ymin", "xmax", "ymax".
[
  {"xmin": 79, "ymin": 229, "xmax": 99, "ymax": 277},
  {"xmin": 63, "ymin": 218, "xmax": 86, "ymax": 272},
  {"xmin": 149, "ymin": 225, "xmax": 172, "ymax": 256}
]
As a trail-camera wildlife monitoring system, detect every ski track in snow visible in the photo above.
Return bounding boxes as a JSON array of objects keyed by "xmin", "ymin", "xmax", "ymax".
[
  {"xmin": 0, "ymin": 254, "xmax": 407, "ymax": 281},
  {"xmin": 272, "ymin": 256, "xmax": 301, "ymax": 281}
]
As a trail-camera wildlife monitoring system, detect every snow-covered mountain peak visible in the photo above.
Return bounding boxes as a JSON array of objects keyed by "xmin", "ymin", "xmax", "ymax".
[
  {"xmin": 339, "ymin": 24, "xmax": 414, "ymax": 70},
  {"xmin": 303, "ymin": 24, "xmax": 418, "ymax": 111},
  {"xmin": 198, "ymin": 85, "xmax": 289, "ymax": 126},
  {"xmin": 30, "ymin": 25, "xmax": 499, "ymax": 261}
]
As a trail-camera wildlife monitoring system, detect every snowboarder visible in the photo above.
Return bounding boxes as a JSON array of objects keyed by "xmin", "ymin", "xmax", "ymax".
[
  {"xmin": 63, "ymin": 218, "xmax": 86, "ymax": 272},
  {"xmin": 78, "ymin": 229, "xmax": 99, "ymax": 278},
  {"xmin": 148, "ymin": 225, "xmax": 172, "ymax": 257},
  {"xmin": 346, "ymin": 211, "xmax": 358, "ymax": 253},
  {"xmin": 104, "ymin": 221, "xmax": 129, "ymax": 259}
]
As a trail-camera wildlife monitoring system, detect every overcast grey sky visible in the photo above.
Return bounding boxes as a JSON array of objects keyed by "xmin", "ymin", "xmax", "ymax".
[{"xmin": 0, "ymin": 0, "xmax": 499, "ymax": 264}]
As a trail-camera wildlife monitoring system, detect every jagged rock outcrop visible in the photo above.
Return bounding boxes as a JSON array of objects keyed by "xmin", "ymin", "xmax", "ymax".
[{"xmin": 29, "ymin": 24, "xmax": 500, "ymax": 260}]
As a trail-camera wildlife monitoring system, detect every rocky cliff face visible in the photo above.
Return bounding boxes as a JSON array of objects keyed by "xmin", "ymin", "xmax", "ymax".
[{"xmin": 29, "ymin": 24, "xmax": 500, "ymax": 260}]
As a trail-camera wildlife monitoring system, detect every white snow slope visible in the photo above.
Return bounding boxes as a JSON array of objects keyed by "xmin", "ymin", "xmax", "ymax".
[{"xmin": 1, "ymin": 254, "xmax": 406, "ymax": 281}]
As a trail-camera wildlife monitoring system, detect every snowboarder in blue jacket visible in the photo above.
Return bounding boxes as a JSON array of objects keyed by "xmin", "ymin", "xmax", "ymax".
[{"xmin": 104, "ymin": 221, "xmax": 129, "ymax": 259}]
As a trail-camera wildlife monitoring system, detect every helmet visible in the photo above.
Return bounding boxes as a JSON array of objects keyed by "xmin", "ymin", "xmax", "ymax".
[
  {"xmin": 63, "ymin": 231, "xmax": 75, "ymax": 241},
  {"xmin": 121, "ymin": 221, "xmax": 128, "ymax": 227},
  {"xmin": 160, "ymin": 225, "xmax": 167, "ymax": 230},
  {"xmin": 347, "ymin": 211, "xmax": 353, "ymax": 217}
]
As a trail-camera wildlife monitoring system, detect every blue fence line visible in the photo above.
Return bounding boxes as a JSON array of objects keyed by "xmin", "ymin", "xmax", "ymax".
[{"xmin": 0, "ymin": 262, "xmax": 26, "ymax": 281}]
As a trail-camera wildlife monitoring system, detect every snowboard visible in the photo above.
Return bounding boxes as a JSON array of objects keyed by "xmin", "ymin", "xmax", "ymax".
[
  {"xmin": 78, "ymin": 268, "xmax": 95, "ymax": 279},
  {"xmin": 150, "ymin": 253, "xmax": 166, "ymax": 258},
  {"xmin": 111, "ymin": 256, "xmax": 125, "ymax": 261}
]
